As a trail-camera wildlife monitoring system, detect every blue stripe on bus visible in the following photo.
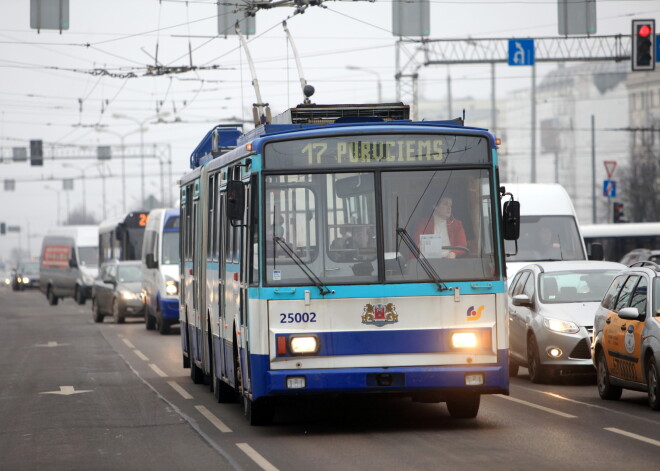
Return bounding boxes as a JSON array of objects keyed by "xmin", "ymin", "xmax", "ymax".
[
  {"xmin": 247, "ymin": 349, "xmax": 509, "ymax": 399},
  {"xmin": 248, "ymin": 281, "xmax": 504, "ymax": 299},
  {"xmin": 275, "ymin": 328, "xmax": 491, "ymax": 357}
]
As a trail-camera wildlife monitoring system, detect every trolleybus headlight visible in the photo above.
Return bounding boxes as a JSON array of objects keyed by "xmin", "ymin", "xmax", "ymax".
[
  {"xmin": 289, "ymin": 335, "xmax": 319, "ymax": 354},
  {"xmin": 165, "ymin": 278, "xmax": 178, "ymax": 296},
  {"xmin": 451, "ymin": 332, "xmax": 479, "ymax": 349},
  {"xmin": 543, "ymin": 317, "xmax": 579, "ymax": 334}
]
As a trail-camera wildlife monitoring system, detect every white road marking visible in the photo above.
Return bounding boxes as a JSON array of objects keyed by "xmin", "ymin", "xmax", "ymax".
[
  {"xmin": 236, "ymin": 443, "xmax": 279, "ymax": 471},
  {"xmin": 148, "ymin": 363, "xmax": 168, "ymax": 377},
  {"xmin": 133, "ymin": 349, "xmax": 149, "ymax": 361},
  {"xmin": 122, "ymin": 338, "xmax": 136, "ymax": 349},
  {"xmin": 605, "ymin": 427, "xmax": 660, "ymax": 447},
  {"xmin": 496, "ymin": 394, "xmax": 577, "ymax": 418},
  {"xmin": 40, "ymin": 386, "xmax": 93, "ymax": 396},
  {"xmin": 35, "ymin": 341, "xmax": 69, "ymax": 347},
  {"xmin": 168, "ymin": 381, "xmax": 193, "ymax": 399},
  {"xmin": 194, "ymin": 405, "xmax": 232, "ymax": 433}
]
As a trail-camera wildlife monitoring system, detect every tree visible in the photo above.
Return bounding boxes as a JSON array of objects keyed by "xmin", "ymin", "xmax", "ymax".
[
  {"xmin": 619, "ymin": 147, "xmax": 660, "ymax": 222},
  {"xmin": 65, "ymin": 206, "xmax": 99, "ymax": 225}
]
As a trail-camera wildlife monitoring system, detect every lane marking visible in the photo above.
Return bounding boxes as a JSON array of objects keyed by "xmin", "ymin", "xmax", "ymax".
[
  {"xmin": 236, "ymin": 443, "xmax": 279, "ymax": 471},
  {"xmin": 496, "ymin": 394, "xmax": 577, "ymax": 418},
  {"xmin": 133, "ymin": 349, "xmax": 149, "ymax": 361},
  {"xmin": 40, "ymin": 386, "xmax": 93, "ymax": 396},
  {"xmin": 195, "ymin": 405, "xmax": 232, "ymax": 433},
  {"xmin": 122, "ymin": 338, "xmax": 136, "ymax": 349},
  {"xmin": 148, "ymin": 363, "xmax": 168, "ymax": 377},
  {"xmin": 605, "ymin": 427, "xmax": 660, "ymax": 447},
  {"xmin": 168, "ymin": 381, "xmax": 193, "ymax": 399},
  {"xmin": 36, "ymin": 341, "xmax": 69, "ymax": 347}
]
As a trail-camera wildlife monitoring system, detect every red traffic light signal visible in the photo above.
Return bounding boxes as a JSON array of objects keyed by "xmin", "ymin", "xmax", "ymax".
[
  {"xmin": 613, "ymin": 202, "xmax": 625, "ymax": 223},
  {"xmin": 632, "ymin": 19, "xmax": 656, "ymax": 71}
]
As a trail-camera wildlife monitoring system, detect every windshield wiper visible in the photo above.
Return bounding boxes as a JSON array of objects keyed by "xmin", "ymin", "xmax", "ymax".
[
  {"xmin": 273, "ymin": 236, "xmax": 333, "ymax": 296},
  {"xmin": 396, "ymin": 226, "xmax": 449, "ymax": 292}
]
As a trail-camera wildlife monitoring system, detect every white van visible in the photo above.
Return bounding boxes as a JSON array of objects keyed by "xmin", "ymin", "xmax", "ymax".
[
  {"xmin": 39, "ymin": 225, "xmax": 99, "ymax": 305},
  {"xmin": 502, "ymin": 183, "xmax": 590, "ymax": 280},
  {"xmin": 141, "ymin": 208, "xmax": 180, "ymax": 334}
]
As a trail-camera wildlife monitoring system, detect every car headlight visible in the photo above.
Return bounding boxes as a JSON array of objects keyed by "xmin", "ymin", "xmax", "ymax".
[
  {"xmin": 165, "ymin": 278, "xmax": 178, "ymax": 296},
  {"xmin": 22, "ymin": 277, "xmax": 30, "ymax": 284},
  {"xmin": 121, "ymin": 290, "xmax": 137, "ymax": 300},
  {"xmin": 543, "ymin": 317, "xmax": 579, "ymax": 334}
]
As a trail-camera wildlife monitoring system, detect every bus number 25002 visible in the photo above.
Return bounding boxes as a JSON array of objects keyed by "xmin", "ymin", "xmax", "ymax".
[{"xmin": 279, "ymin": 312, "xmax": 317, "ymax": 323}]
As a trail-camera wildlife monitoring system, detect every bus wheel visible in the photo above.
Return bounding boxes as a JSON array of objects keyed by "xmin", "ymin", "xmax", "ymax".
[
  {"xmin": 74, "ymin": 286, "xmax": 86, "ymax": 305},
  {"xmin": 47, "ymin": 287, "xmax": 59, "ymax": 306},
  {"xmin": 190, "ymin": 359, "xmax": 204, "ymax": 384},
  {"xmin": 157, "ymin": 307, "xmax": 170, "ymax": 335},
  {"xmin": 145, "ymin": 308, "xmax": 156, "ymax": 330},
  {"xmin": 92, "ymin": 298, "xmax": 104, "ymax": 323},
  {"xmin": 446, "ymin": 393, "xmax": 480, "ymax": 419},
  {"xmin": 244, "ymin": 396, "xmax": 275, "ymax": 426},
  {"xmin": 213, "ymin": 374, "xmax": 237, "ymax": 403}
]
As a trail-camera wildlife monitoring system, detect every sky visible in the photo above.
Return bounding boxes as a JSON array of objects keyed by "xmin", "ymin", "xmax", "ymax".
[{"xmin": 0, "ymin": 0, "xmax": 658, "ymax": 265}]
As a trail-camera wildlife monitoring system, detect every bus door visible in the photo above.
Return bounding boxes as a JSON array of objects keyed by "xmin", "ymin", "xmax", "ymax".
[
  {"xmin": 192, "ymin": 196, "xmax": 202, "ymax": 363},
  {"xmin": 217, "ymin": 191, "xmax": 230, "ymax": 383},
  {"xmin": 239, "ymin": 178, "xmax": 252, "ymax": 394}
]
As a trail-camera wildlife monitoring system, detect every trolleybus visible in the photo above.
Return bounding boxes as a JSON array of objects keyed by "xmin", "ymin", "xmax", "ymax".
[
  {"xmin": 179, "ymin": 103, "xmax": 520, "ymax": 424},
  {"xmin": 98, "ymin": 211, "xmax": 149, "ymax": 264}
]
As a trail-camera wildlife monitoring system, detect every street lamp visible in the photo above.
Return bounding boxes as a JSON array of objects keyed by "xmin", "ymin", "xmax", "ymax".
[
  {"xmin": 62, "ymin": 162, "xmax": 101, "ymax": 222},
  {"xmin": 95, "ymin": 126, "xmax": 144, "ymax": 213},
  {"xmin": 346, "ymin": 65, "xmax": 383, "ymax": 103},
  {"xmin": 112, "ymin": 112, "xmax": 169, "ymax": 208}
]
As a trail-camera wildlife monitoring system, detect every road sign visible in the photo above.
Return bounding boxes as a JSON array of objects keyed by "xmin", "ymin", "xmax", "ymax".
[
  {"xmin": 603, "ymin": 179, "xmax": 616, "ymax": 198},
  {"xmin": 508, "ymin": 39, "xmax": 535, "ymax": 66},
  {"xmin": 603, "ymin": 160, "xmax": 617, "ymax": 179}
]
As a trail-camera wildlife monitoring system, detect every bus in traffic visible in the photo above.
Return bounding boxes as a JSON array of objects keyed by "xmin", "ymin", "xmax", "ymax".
[
  {"xmin": 98, "ymin": 211, "xmax": 149, "ymax": 264},
  {"xmin": 581, "ymin": 222, "xmax": 660, "ymax": 263},
  {"xmin": 178, "ymin": 103, "xmax": 520, "ymax": 424}
]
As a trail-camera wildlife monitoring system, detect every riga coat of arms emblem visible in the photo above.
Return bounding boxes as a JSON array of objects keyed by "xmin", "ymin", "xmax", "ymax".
[{"xmin": 361, "ymin": 303, "xmax": 398, "ymax": 327}]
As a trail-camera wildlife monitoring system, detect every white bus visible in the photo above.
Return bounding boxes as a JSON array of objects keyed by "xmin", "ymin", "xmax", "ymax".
[{"xmin": 581, "ymin": 222, "xmax": 660, "ymax": 263}]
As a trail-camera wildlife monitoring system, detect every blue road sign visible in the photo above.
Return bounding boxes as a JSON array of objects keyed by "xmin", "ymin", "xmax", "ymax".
[
  {"xmin": 603, "ymin": 179, "xmax": 617, "ymax": 198},
  {"xmin": 508, "ymin": 39, "xmax": 535, "ymax": 66}
]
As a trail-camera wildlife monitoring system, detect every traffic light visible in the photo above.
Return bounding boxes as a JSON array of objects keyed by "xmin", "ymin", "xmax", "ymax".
[
  {"xmin": 613, "ymin": 202, "xmax": 625, "ymax": 223},
  {"xmin": 632, "ymin": 19, "xmax": 655, "ymax": 71},
  {"xmin": 30, "ymin": 139, "xmax": 43, "ymax": 166}
]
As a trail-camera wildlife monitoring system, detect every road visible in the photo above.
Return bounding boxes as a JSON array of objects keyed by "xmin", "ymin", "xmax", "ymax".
[{"xmin": 1, "ymin": 288, "xmax": 659, "ymax": 471}]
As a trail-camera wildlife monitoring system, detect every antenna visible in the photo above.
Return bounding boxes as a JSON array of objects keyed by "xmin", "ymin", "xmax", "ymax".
[
  {"xmin": 282, "ymin": 20, "xmax": 315, "ymax": 105},
  {"xmin": 236, "ymin": 22, "xmax": 271, "ymax": 126}
]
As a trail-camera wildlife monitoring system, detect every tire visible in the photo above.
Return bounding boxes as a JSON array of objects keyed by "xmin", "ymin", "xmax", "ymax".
[
  {"xmin": 244, "ymin": 396, "xmax": 275, "ymax": 426},
  {"xmin": 596, "ymin": 349, "xmax": 622, "ymax": 401},
  {"xmin": 647, "ymin": 356, "xmax": 660, "ymax": 410},
  {"xmin": 157, "ymin": 306, "xmax": 170, "ymax": 335},
  {"xmin": 92, "ymin": 298, "xmax": 104, "ymax": 323},
  {"xmin": 509, "ymin": 359, "xmax": 519, "ymax": 377},
  {"xmin": 145, "ymin": 307, "xmax": 156, "ymax": 330},
  {"xmin": 112, "ymin": 299, "xmax": 125, "ymax": 324},
  {"xmin": 213, "ymin": 373, "xmax": 237, "ymax": 403},
  {"xmin": 74, "ymin": 286, "xmax": 86, "ymax": 305},
  {"xmin": 446, "ymin": 393, "xmax": 481, "ymax": 419},
  {"xmin": 47, "ymin": 287, "xmax": 59, "ymax": 306},
  {"xmin": 527, "ymin": 335, "xmax": 551, "ymax": 384},
  {"xmin": 190, "ymin": 359, "xmax": 204, "ymax": 384}
]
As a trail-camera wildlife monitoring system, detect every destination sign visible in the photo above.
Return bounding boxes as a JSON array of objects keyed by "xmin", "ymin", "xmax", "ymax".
[{"xmin": 264, "ymin": 134, "xmax": 489, "ymax": 169}]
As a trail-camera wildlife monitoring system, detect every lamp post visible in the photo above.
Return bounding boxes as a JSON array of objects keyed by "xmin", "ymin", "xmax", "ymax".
[
  {"xmin": 95, "ymin": 126, "xmax": 143, "ymax": 213},
  {"xmin": 346, "ymin": 65, "xmax": 383, "ymax": 103},
  {"xmin": 112, "ymin": 112, "xmax": 169, "ymax": 208},
  {"xmin": 62, "ymin": 162, "xmax": 101, "ymax": 222},
  {"xmin": 43, "ymin": 185, "xmax": 61, "ymax": 225}
]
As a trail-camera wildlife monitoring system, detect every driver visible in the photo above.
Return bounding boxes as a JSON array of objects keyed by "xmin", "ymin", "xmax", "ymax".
[{"xmin": 414, "ymin": 195, "xmax": 467, "ymax": 259}]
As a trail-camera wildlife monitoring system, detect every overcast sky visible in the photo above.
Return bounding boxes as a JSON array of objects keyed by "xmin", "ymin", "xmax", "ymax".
[{"xmin": 0, "ymin": 0, "xmax": 658, "ymax": 265}]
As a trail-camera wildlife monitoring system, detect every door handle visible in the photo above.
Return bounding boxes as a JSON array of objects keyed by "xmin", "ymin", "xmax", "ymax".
[
  {"xmin": 605, "ymin": 318, "xmax": 611, "ymax": 324},
  {"xmin": 620, "ymin": 324, "xmax": 627, "ymax": 331}
]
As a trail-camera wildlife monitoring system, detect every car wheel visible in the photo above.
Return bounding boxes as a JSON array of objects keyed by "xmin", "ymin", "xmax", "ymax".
[
  {"xmin": 92, "ymin": 298, "xmax": 104, "ymax": 323},
  {"xmin": 47, "ymin": 287, "xmax": 59, "ymax": 306},
  {"xmin": 112, "ymin": 298, "xmax": 125, "ymax": 324},
  {"xmin": 157, "ymin": 306, "xmax": 170, "ymax": 335},
  {"xmin": 647, "ymin": 356, "xmax": 660, "ymax": 410},
  {"xmin": 446, "ymin": 393, "xmax": 480, "ymax": 419},
  {"xmin": 509, "ymin": 358, "xmax": 519, "ymax": 377},
  {"xmin": 74, "ymin": 286, "xmax": 86, "ymax": 305},
  {"xmin": 527, "ymin": 335, "xmax": 551, "ymax": 384},
  {"xmin": 596, "ymin": 349, "xmax": 622, "ymax": 401}
]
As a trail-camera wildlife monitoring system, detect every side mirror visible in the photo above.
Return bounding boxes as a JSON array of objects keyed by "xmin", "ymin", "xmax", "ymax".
[
  {"xmin": 512, "ymin": 294, "xmax": 532, "ymax": 307},
  {"xmin": 618, "ymin": 306, "xmax": 644, "ymax": 321},
  {"xmin": 589, "ymin": 242, "xmax": 604, "ymax": 261},
  {"xmin": 226, "ymin": 180, "xmax": 245, "ymax": 221},
  {"xmin": 502, "ymin": 200, "xmax": 520, "ymax": 241},
  {"xmin": 145, "ymin": 253, "xmax": 158, "ymax": 269},
  {"xmin": 102, "ymin": 275, "xmax": 115, "ymax": 285},
  {"xmin": 68, "ymin": 258, "xmax": 78, "ymax": 268}
]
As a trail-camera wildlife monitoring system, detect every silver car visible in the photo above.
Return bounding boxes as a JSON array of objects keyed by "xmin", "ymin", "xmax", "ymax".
[
  {"xmin": 508, "ymin": 261, "xmax": 626, "ymax": 383},
  {"xmin": 92, "ymin": 260, "xmax": 145, "ymax": 324}
]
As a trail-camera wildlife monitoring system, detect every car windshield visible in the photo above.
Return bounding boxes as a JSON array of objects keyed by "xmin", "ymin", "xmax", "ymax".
[
  {"xmin": 19, "ymin": 262, "xmax": 39, "ymax": 275},
  {"xmin": 505, "ymin": 216, "xmax": 585, "ymax": 262},
  {"xmin": 78, "ymin": 246, "xmax": 99, "ymax": 266},
  {"xmin": 117, "ymin": 265, "xmax": 142, "ymax": 283},
  {"xmin": 539, "ymin": 270, "xmax": 621, "ymax": 303},
  {"xmin": 162, "ymin": 232, "xmax": 180, "ymax": 265}
]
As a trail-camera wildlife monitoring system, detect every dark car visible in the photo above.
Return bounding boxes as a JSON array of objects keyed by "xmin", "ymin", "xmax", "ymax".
[
  {"xmin": 12, "ymin": 261, "xmax": 40, "ymax": 291},
  {"xmin": 92, "ymin": 260, "xmax": 145, "ymax": 324}
]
